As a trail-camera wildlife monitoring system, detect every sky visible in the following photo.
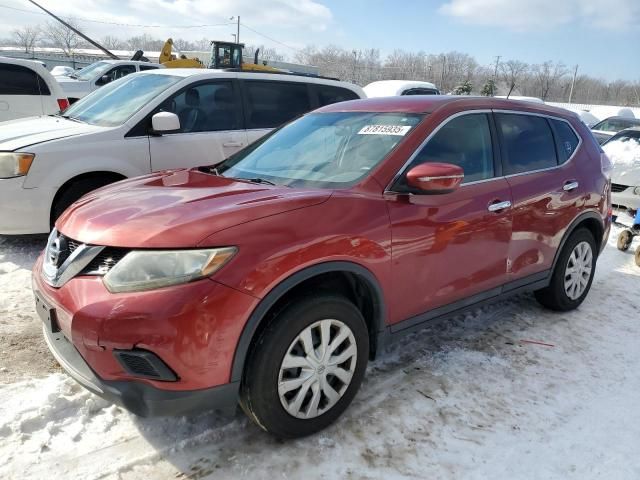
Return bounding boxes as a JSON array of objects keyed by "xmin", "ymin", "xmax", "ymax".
[{"xmin": 1, "ymin": 0, "xmax": 639, "ymax": 81}]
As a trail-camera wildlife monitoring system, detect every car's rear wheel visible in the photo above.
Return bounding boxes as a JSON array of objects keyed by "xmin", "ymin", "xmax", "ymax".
[
  {"xmin": 239, "ymin": 295, "xmax": 368, "ymax": 438},
  {"xmin": 535, "ymin": 228, "xmax": 597, "ymax": 311},
  {"xmin": 635, "ymin": 245, "xmax": 640, "ymax": 267}
]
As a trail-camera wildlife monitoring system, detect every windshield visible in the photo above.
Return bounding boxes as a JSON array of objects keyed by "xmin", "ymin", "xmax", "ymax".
[
  {"xmin": 593, "ymin": 118, "xmax": 640, "ymax": 133},
  {"xmin": 62, "ymin": 73, "xmax": 182, "ymax": 127},
  {"xmin": 72, "ymin": 61, "xmax": 111, "ymax": 81},
  {"xmin": 217, "ymin": 112, "xmax": 423, "ymax": 188}
]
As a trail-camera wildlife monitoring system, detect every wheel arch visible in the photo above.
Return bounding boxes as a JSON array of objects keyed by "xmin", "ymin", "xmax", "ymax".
[
  {"xmin": 230, "ymin": 261, "xmax": 387, "ymax": 384},
  {"xmin": 51, "ymin": 170, "xmax": 127, "ymax": 224},
  {"xmin": 552, "ymin": 211, "xmax": 605, "ymax": 273}
]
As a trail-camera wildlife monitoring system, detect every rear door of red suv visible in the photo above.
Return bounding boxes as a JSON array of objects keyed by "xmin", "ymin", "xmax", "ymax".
[
  {"xmin": 494, "ymin": 111, "xmax": 583, "ymax": 283},
  {"xmin": 386, "ymin": 111, "xmax": 513, "ymax": 326}
]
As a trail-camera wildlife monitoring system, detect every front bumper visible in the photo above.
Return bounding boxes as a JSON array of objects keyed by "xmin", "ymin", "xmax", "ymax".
[
  {"xmin": 0, "ymin": 176, "xmax": 50, "ymax": 234},
  {"xmin": 43, "ymin": 325, "xmax": 239, "ymax": 416},
  {"xmin": 33, "ymin": 252, "xmax": 259, "ymax": 416},
  {"xmin": 612, "ymin": 187, "xmax": 640, "ymax": 213}
]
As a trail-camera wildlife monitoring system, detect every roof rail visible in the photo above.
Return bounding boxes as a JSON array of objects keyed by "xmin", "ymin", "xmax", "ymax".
[{"xmin": 216, "ymin": 67, "xmax": 340, "ymax": 82}]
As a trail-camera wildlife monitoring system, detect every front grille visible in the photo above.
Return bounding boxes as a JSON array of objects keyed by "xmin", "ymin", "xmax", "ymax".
[
  {"xmin": 114, "ymin": 350, "xmax": 178, "ymax": 381},
  {"xmin": 60, "ymin": 234, "xmax": 129, "ymax": 275},
  {"xmin": 83, "ymin": 248, "xmax": 129, "ymax": 275},
  {"xmin": 612, "ymin": 183, "xmax": 629, "ymax": 193}
]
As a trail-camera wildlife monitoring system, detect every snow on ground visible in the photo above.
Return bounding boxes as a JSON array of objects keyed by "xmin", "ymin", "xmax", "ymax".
[{"xmin": 1, "ymin": 227, "xmax": 640, "ymax": 480}]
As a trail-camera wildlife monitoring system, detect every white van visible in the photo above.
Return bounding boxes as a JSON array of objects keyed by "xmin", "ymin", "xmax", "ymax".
[
  {"xmin": 0, "ymin": 68, "xmax": 364, "ymax": 234},
  {"xmin": 0, "ymin": 57, "xmax": 69, "ymax": 122},
  {"xmin": 364, "ymin": 80, "xmax": 440, "ymax": 97},
  {"xmin": 56, "ymin": 60, "xmax": 165, "ymax": 102}
]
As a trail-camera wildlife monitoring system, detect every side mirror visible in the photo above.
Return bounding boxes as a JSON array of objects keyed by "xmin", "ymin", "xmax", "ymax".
[
  {"xmin": 151, "ymin": 112, "xmax": 181, "ymax": 135},
  {"xmin": 98, "ymin": 74, "xmax": 112, "ymax": 85},
  {"xmin": 405, "ymin": 162, "xmax": 464, "ymax": 194}
]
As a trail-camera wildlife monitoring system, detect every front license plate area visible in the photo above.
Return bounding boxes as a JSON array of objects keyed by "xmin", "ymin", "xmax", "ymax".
[{"xmin": 34, "ymin": 291, "xmax": 60, "ymax": 333}]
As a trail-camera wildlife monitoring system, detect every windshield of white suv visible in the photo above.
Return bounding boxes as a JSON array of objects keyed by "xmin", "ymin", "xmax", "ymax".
[
  {"xmin": 216, "ymin": 112, "xmax": 423, "ymax": 188},
  {"xmin": 71, "ymin": 61, "xmax": 111, "ymax": 81},
  {"xmin": 62, "ymin": 73, "xmax": 182, "ymax": 127}
]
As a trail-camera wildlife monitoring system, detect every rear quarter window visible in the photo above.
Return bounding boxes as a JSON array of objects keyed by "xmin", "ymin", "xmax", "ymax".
[
  {"xmin": 316, "ymin": 85, "xmax": 360, "ymax": 106},
  {"xmin": 551, "ymin": 119, "xmax": 580, "ymax": 162},
  {"xmin": 0, "ymin": 63, "xmax": 51, "ymax": 96}
]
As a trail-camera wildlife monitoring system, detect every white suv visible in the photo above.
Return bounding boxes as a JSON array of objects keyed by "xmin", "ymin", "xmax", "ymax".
[
  {"xmin": 55, "ymin": 60, "xmax": 164, "ymax": 102},
  {"xmin": 0, "ymin": 68, "xmax": 364, "ymax": 234},
  {"xmin": 0, "ymin": 57, "xmax": 69, "ymax": 122}
]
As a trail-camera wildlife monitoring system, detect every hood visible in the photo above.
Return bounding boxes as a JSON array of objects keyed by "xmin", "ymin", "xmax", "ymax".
[
  {"xmin": 57, "ymin": 169, "xmax": 332, "ymax": 248},
  {"xmin": 0, "ymin": 116, "xmax": 105, "ymax": 151}
]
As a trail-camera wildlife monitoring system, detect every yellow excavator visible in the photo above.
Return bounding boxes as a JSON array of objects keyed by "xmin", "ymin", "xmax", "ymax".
[
  {"xmin": 209, "ymin": 41, "xmax": 281, "ymax": 72},
  {"xmin": 159, "ymin": 38, "xmax": 204, "ymax": 68}
]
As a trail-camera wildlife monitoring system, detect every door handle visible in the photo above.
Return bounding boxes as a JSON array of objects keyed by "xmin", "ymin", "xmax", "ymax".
[
  {"xmin": 223, "ymin": 141, "xmax": 243, "ymax": 148},
  {"xmin": 488, "ymin": 200, "xmax": 512, "ymax": 212},
  {"xmin": 563, "ymin": 180, "xmax": 579, "ymax": 191}
]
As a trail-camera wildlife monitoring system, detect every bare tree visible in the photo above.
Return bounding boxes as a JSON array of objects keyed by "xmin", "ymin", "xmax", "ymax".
[
  {"xmin": 12, "ymin": 25, "xmax": 41, "ymax": 53},
  {"xmin": 500, "ymin": 60, "xmax": 529, "ymax": 97},
  {"xmin": 44, "ymin": 18, "xmax": 83, "ymax": 55},
  {"xmin": 532, "ymin": 61, "xmax": 568, "ymax": 100},
  {"xmin": 101, "ymin": 35, "xmax": 125, "ymax": 50}
]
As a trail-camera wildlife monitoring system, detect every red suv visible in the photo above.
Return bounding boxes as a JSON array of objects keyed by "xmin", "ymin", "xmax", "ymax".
[{"xmin": 33, "ymin": 97, "xmax": 611, "ymax": 438}]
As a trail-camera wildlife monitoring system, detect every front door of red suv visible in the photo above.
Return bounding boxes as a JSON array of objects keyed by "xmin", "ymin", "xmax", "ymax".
[
  {"xmin": 385, "ymin": 112, "xmax": 513, "ymax": 326},
  {"xmin": 494, "ymin": 112, "xmax": 582, "ymax": 282}
]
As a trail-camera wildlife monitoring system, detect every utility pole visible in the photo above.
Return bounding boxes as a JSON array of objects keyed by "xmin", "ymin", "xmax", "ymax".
[
  {"xmin": 230, "ymin": 16, "xmax": 240, "ymax": 43},
  {"xmin": 568, "ymin": 64, "xmax": 579, "ymax": 104},
  {"xmin": 440, "ymin": 54, "xmax": 446, "ymax": 91},
  {"xmin": 492, "ymin": 55, "xmax": 501, "ymax": 96},
  {"xmin": 27, "ymin": 0, "xmax": 118, "ymax": 59}
]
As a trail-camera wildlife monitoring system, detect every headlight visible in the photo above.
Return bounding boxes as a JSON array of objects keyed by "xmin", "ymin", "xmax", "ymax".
[
  {"xmin": 0, "ymin": 152, "xmax": 35, "ymax": 179},
  {"xmin": 103, "ymin": 247, "xmax": 237, "ymax": 293}
]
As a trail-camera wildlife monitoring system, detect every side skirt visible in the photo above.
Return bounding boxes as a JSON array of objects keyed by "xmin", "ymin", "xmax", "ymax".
[{"xmin": 377, "ymin": 270, "xmax": 550, "ymax": 347}]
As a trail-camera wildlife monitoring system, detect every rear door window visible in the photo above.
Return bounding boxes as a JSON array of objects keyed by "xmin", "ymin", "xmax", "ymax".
[
  {"xmin": 243, "ymin": 80, "xmax": 311, "ymax": 129},
  {"xmin": 550, "ymin": 119, "xmax": 580, "ymax": 162},
  {"xmin": 0, "ymin": 64, "xmax": 50, "ymax": 95},
  {"xmin": 403, "ymin": 113, "xmax": 495, "ymax": 184},
  {"xmin": 496, "ymin": 113, "xmax": 558, "ymax": 175},
  {"xmin": 139, "ymin": 65, "xmax": 161, "ymax": 71},
  {"xmin": 316, "ymin": 85, "xmax": 360, "ymax": 106}
]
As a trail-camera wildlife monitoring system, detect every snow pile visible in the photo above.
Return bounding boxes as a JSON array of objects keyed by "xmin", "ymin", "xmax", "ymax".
[
  {"xmin": 1, "ymin": 228, "xmax": 640, "ymax": 479},
  {"xmin": 603, "ymin": 137, "xmax": 640, "ymax": 167}
]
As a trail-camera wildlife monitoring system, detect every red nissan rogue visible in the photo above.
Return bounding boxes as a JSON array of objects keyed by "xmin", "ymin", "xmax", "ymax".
[{"xmin": 33, "ymin": 97, "xmax": 611, "ymax": 438}]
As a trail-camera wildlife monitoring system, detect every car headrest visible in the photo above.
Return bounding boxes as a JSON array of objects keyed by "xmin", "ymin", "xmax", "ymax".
[{"xmin": 185, "ymin": 88, "xmax": 200, "ymax": 107}]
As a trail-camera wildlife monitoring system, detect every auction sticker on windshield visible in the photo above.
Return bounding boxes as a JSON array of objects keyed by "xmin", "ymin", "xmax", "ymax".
[{"xmin": 358, "ymin": 125, "xmax": 412, "ymax": 136}]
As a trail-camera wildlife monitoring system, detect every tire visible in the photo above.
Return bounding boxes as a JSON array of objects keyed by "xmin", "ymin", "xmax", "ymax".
[
  {"xmin": 635, "ymin": 245, "xmax": 640, "ymax": 267},
  {"xmin": 239, "ymin": 295, "xmax": 369, "ymax": 438},
  {"xmin": 51, "ymin": 178, "xmax": 115, "ymax": 226},
  {"xmin": 535, "ymin": 228, "xmax": 597, "ymax": 311},
  {"xmin": 617, "ymin": 230, "xmax": 633, "ymax": 251}
]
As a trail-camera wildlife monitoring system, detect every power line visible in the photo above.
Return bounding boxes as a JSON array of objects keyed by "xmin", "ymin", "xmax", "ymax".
[
  {"xmin": 0, "ymin": 2, "xmax": 234, "ymax": 28},
  {"xmin": 239, "ymin": 22, "xmax": 303, "ymax": 53}
]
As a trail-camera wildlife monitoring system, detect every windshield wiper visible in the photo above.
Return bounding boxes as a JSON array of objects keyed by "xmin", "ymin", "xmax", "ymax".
[{"xmin": 245, "ymin": 177, "xmax": 277, "ymax": 186}]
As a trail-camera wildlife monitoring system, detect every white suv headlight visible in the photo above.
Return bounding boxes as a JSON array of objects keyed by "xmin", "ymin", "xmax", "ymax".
[
  {"xmin": 0, "ymin": 152, "xmax": 35, "ymax": 179},
  {"xmin": 103, "ymin": 247, "xmax": 237, "ymax": 293}
]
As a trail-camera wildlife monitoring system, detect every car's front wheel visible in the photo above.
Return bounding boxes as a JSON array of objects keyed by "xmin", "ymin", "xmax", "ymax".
[
  {"xmin": 535, "ymin": 228, "xmax": 597, "ymax": 311},
  {"xmin": 240, "ymin": 295, "xmax": 369, "ymax": 438}
]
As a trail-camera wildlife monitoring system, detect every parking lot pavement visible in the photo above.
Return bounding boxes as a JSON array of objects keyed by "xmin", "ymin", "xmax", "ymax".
[{"xmin": 1, "ymin": 228, "xmax": 639, "ymax": 479}]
